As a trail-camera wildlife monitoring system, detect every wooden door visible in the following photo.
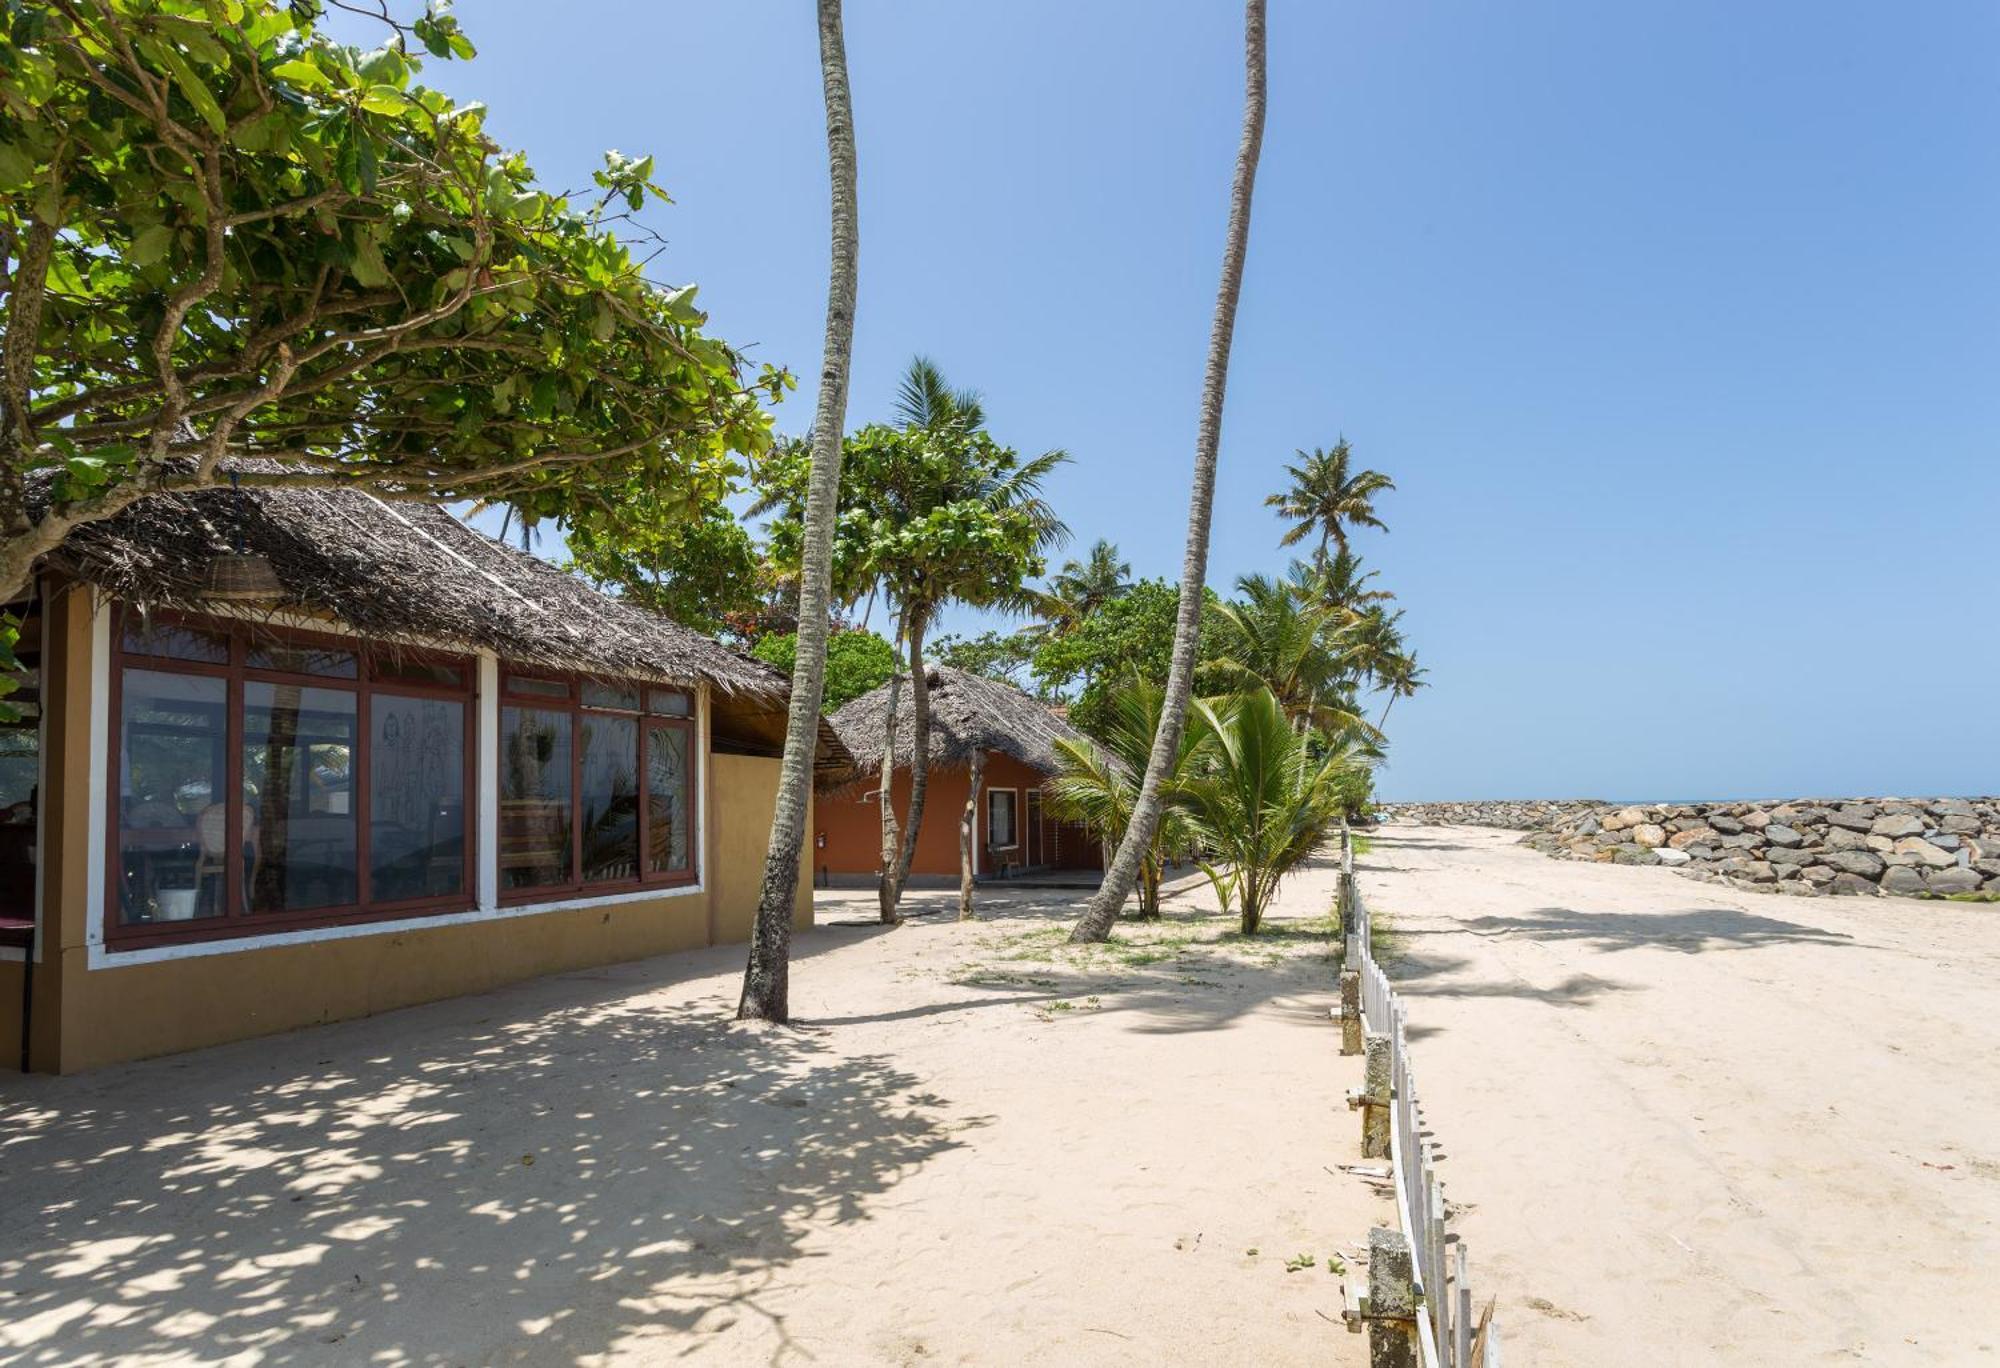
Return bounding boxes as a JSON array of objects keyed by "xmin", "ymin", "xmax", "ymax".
[{"xmin": 1026, "ymin": 789, "xmax": 1044, "ymax": 868}]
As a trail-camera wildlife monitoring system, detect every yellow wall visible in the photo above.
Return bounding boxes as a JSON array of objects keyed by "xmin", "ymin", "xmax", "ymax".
[
  {"xmin": 708, "ymin": 752, "xmax": 814, "ymax": 945},
  {"xmin": 10, "ymin": 587, "xmax": 819, "ymax": 1075},
  {"xmin": 53, "ymin": 890, "xmax": 716, "ymax": 1073}
]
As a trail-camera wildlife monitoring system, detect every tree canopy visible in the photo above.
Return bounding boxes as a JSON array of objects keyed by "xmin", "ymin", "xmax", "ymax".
[
  {"xmin": 749, "ymin": 627, "xmax": 895, "ymax": 712},
  {"xmin": 0, "ymin": 0, "xmax": 785, "ymax": 604}
]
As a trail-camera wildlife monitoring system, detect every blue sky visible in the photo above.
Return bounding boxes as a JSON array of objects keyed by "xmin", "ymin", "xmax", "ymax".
[{"xmin": 341, "ymin": 2, "xmax": 2000, "ymax": 801}]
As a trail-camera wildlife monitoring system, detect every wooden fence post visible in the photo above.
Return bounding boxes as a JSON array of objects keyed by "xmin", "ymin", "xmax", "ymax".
[
  {"xmin": 1359, "ymin": 1031, "xmax": 1391, "ymax": 1158},
  {"xmin": 1367, "ymin": 1225, "xmax": 1420, "ymax": 1368},
  {"xmin": 1340, "ymin": 969, "xmax": 1363, "ymax": 1055}
]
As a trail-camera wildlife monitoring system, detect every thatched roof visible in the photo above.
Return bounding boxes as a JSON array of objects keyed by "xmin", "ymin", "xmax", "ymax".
[
  {"xmin": 825, "ymin": 665, "xmax": 1101, "ymax": 789},
  {"xmin": 41, "ymin": 476, "xmax": 792, "ymax": 700}
]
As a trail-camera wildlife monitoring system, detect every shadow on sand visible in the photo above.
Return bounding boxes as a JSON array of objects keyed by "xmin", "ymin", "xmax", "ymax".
[{"xmin": 0, "ymin": 949, "xmax": 976, "ymax": 1368}]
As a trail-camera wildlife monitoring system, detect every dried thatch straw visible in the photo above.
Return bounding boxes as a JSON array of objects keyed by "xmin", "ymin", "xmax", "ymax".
[
  {"xmin": 824, "ymin": 664, "xmax": 1105, "ymax": 791},
  {"xmin": 38, "ymin": 468, "xmax": 783, "ymax": 699}
]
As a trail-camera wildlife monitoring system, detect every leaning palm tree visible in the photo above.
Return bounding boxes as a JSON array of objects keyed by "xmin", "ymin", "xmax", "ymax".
[
  {"xmin": 739, "ymin": 0, "xmax": 858, "ymax": 1023},
  {"xmin": 1036, "ymin": 538, "xmax": 1132, "ymax": 637},
  {"xmin": 1266, "ymin": 439, "xmax": 1395, "ymax": 564},
  {"xmin": 1070, "ymin": 0, "xmax": 1268, "ymax": 944},
  {"xmin": 1375, "ymin": 649, "xmax": 1428, "ymax": 730},
  {"xmin": 1183, "ymin": 687, "xmax": 1357, "ymax": 935},
  {"xmin": 1046, "ymin": 676, "xmax": 1208, "ymax": 918}
]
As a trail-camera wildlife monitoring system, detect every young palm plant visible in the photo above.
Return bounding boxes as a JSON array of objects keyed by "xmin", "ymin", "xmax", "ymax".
[
  {"xmin": 1046, "ymin": 677, "xmax": 1207, "ymax": 918},
  {"xmin": 1207, "ymin": 574, "xmax": 1376, "ymax": 740},
  {"xmin": 1184, "ymin": 687, "xmax": 1357, "ymax": 935}
]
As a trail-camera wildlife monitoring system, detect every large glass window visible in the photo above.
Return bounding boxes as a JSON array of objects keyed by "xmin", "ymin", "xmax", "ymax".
[
  {"xmin": 498, "ymin": 670, "xmax": 697, "ymax": 899},
  {"xmin": 109, "ymin": 612, "xmax": 474, "ymax": 946},
  {"xmin": 370, "ymin": 696, "xmax": 466, "ymax": 903},
  {"xmin": 243, "ymin": 682, "xmax": 358, "ymax": 913},
  {"xmin": 647, "ymin": 722, "xmax": 691, "ymax": 875},
  {"xmin": 118, "ymin": 670, "xmax": 229, "ymax": 925},
  {"xmin": 499, "ymin": 706, "xmax": 572, "ymax": 891}
]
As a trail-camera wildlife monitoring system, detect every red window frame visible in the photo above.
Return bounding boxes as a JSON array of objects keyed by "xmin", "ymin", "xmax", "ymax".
[
  {"xmin": 105, "ymin": 608, "xmax": 477, "ymax": 950},
  {"xmin": 496, "ymin": 667, "xmax": 698, "ymax": 904}
]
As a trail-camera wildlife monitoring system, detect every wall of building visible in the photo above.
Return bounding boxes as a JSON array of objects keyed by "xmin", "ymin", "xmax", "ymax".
[
  {"xmin": 709, "ymin": 751, "xmax": 814, "ymax": 945},
  {"xmin": 7, "ymin": 585, "xmax": 816, "ymax": 1075},
  {"xmin": 815, "ymin": 753, "xmax": 1094, "ymax": 878}
]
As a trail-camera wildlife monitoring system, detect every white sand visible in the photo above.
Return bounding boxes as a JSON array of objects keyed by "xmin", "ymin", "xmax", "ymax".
[
  {"xmin": 1358, "ymin": 824, "xmax": 2000, "ymax": 1366},
  {"xmin": 0, "ymin": 858, "xmax": 1387, "ymax": 1366}
]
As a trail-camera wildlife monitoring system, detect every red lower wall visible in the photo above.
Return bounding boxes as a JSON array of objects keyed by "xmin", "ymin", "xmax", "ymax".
[{"xmin": 816, "ymin": 756, "xmax": 1100, "ymax": 878}]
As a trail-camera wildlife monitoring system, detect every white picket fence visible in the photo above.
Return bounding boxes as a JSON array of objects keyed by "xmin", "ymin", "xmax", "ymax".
[{"xmin": 1342, "ymin": 828, "xmax": 1502, "ymax": 1367}]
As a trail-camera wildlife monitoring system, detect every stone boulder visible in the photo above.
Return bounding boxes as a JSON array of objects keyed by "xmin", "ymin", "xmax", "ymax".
[
  {"xmin": 1631, "ymin": 823, "xmax": 1668, "ymax": 849},
  {"xmin": 1765, "ymin": 824, "xmax": 1804, "ymax": 848},
  {"xmin": 1871, "ymin": 813, "xmax": 1925, "ymax": 839},
  {"xmin": 1880, "ymin": 866, "xmax": 1927, "ymax": 897},
  {"xmin": 1892, "ymin": 837, "xmax": 1956, "ymax": 870},
  {"xmin": 1821, "ymin": 850, "xmax": 1885, "ymax": 879},
  {"xmin": 1926, "ymin": 867, "xmax": 1983, "ymax": 895}
]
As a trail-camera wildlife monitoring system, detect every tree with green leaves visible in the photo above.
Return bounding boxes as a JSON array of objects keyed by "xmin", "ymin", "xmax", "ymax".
[
  {"xmin": 1206, "ymin": 574, "xmax": 1375, "ymax": 740},
  {"xmin": 738, "ymin": 0, "xmax": 857, "ymax": 1024},
  {"xmin": 756, "ymin": 360, "xmax": 1068, "ymax": 922},
  {"xmin": 929, "ymin": 628, "xmax": 1035, "ymax": 688},
  {"xmin": 1265, "ymin": 439, "xmax": 1395, "ymax": 565},
  {"xmin": 0, "ymin": 0, "xmax": 781, "ymax": 615},
  {"xmin": 1028, "ymin": 578, "xmax": 1225, "ymax": 739},
  {"xmin": 564, "ymin": 493, "xmax": 762, "ymax": 638},
  {"xmin": 1046, "ymin": 676, "xmax": 1207, "ymax": 918},
  {"xmin": 1036, "ymin": 537, "xmax": 1131, "ymax": 638},
  {"xmin": 1069, "ymin": 0, "xmax": 1267, "ymax": 944},
  {"xmin": 1183, "ymin": 686, "xmax": 1358, "ymax": 935},
  {"xmin": 750, "ymin": 628, "xmax": 895, "ymax": 712},
  {"xmin": 1284, "ymin": 546, "xmax": 1394, "ymax": 621}
]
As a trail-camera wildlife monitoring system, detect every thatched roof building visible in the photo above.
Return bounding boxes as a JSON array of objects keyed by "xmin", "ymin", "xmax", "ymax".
[
  {"xmin": 38, "ymin": 476, "xmax": 850, "ymax": 770},
  {"xmin": 824, "ymin": 665, "xmax": 1102, "ymax": 790}
]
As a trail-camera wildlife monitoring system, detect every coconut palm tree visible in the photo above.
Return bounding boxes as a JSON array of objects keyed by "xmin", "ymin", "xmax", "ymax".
[
  {"xmin": 1207, "ymin": 575, "xmax": 1376, "ymax": 740},
  {"xmin": 1376, "ymin": 649, "xmax": 1428, "ymax": 730},
  {"xmin": 1266, "ymin": 439, "xmax": 1395, "ymax": 564},
  {"xmin": 1046, "ymin": 676, "xmax": 1208, "ymax": 918},
  {"xmin": 739, "ymin": 0, "xmax": 858, "ymax": 1023},
  {"xmin": 1036, "ymin": 539, "xmax": 1132, "ymax": 637},
  {"xmin": 1070, "ymin": 0, "xmax": 1268, "ymax": 944},
  {"xmin": 895, "ymin": 355, "xmax": 986, "ymax": 432},
  {"xmin": 1183, "ymin": 686, "xmax": 1357, "ymax": 935},
  {"xmin": 1284, "ymin": 547, "xmax": 1393, "ymax": 622}
]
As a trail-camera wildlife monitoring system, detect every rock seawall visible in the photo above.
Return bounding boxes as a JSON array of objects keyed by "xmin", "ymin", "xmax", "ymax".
[{"xmin": 1380, "ymin": 797, "xmax": 2000, "ymax": 898}]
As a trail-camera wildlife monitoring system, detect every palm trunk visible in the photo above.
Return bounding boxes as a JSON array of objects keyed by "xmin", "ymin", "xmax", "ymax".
[
  {"xmin": 889, "ymin": 610, "xmax": 932, "ymax": 901},
  {"xmin": 875, "ymin": 609, "xmax": 905, "ymax": 923},
  {"xmin": 1376, "ymin": 692, "xmax": 1396, "ymax": 732},
  {"xmin": 959, "ymin": 747, "xmax": 984, "ymax": 920},
  {"xmin": 738, "ymin": 0, "xmax": 858, "ymax": 1023},
  {"xmin": 1070, "ymin": 0, "xmax": 1267, "ymax": 943}
]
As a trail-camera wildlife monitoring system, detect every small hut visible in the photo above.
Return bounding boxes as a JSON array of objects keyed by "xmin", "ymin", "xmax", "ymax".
[
  {"xmin": 815, "ymin": 665, "xmax": 1107, "ymax": 884},
  {"xmin": 3, "ymin": 475, "xmax": 849, "ymax": 1074}
]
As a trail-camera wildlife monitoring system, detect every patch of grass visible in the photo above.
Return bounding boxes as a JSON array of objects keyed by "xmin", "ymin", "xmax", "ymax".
[
  {"xmin": 1937, "ymin": 891, "xmax": 2000, "ymax": 903},
  {"xmin": 1283, "ymin": 1251, "xmax": 1316, "ymax": 1273}
]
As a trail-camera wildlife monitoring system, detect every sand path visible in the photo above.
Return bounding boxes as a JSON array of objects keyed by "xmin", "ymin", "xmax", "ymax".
[
  {"xmin": 0, "ymin": 857, "xmax": 1386, "ymax": 1366},
  {"xmin": 1357, "ymin": 824, "xmax": 2000, "ymax": 1366}
]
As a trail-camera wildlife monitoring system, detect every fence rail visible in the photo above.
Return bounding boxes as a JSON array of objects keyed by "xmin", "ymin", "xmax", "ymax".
[{"xmin": 1341, "ymin": 826, "xmax": 1501, "ymax": 1367}]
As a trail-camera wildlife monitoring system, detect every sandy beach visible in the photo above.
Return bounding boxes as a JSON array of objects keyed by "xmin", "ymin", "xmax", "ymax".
[
  {"xmin": 1358, "ymin": 824, "xmax": 2000, "ymax": 1366},
  {"xmin": 0, "ymin": 858, "xmax": 1387, "ymax": 1366}
]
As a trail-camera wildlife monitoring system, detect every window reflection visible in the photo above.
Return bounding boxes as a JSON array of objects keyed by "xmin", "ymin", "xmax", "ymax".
[
  {"xmin": 647, "ymin": 723, "xmax": 690, "ymax": 874},
  {"xmin": 581, "ymin": 714, "xmax": 639, "ymax": 883},
  {"xmin": 500, "ymin": 706, "xmax": 571, "ymax": 889},
  {"xmin": 118, "ymin": 669, "xmax": 228, "ymax": 924},
  {"xmin": 243, "ymin": 683, "xmax": 358, "ymax": 913},
  {"xmin": 370, "ymin": 696, "xmax": 466, "ymax": 902}
]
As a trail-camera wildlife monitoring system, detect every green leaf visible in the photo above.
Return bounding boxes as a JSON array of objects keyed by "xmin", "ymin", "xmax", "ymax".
[
  {"xmin": 131, "ymin": 224, "xmax": 175, "ymax": 266},
  {"xmin": 141, "ymin": 36, "xmax": 229, "ymax": 136},
  {"xmin": 269, "ymin": 58, "xmax": 329, "ymax": 90},
  {"xmin": 359, "ymin": 85, "xmax": 412, "ymax": 117}
]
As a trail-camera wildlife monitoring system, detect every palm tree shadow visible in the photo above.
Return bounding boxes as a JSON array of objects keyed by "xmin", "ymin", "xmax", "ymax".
[
  {"xmin": 1460, "ymin": 904, "xmax": 1859, "ymax": 955},
  {"xmin": 0, "ymin": 961, "xmax": 979, "ymax": 1367}
]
